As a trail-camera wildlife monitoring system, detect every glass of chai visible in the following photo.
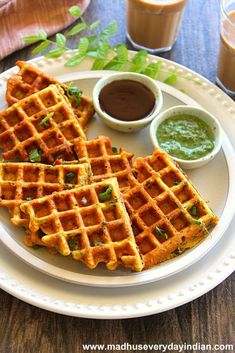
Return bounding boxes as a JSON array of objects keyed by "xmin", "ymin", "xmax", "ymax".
[
  {"xmin": 126, "ymin": 0, "xmax": 188, "ymax": 53},
  {"xmin": 217, "ymin": 0, "xmax": 235, "ymax": 97}
]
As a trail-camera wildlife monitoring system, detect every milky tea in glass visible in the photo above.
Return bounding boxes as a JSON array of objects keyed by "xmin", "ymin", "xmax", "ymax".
[
  {"xmin": 217, "ymin": 0, "xmax": 235, "ymax": 96},
  {"xmin": 126, "ymin": 0, "xmax": 188, "ymax": 53}
]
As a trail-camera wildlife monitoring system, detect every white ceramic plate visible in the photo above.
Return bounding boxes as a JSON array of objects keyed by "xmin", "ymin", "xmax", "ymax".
[
  {"xmin": 0, "ymin": 53, "xmax": 234, "ymax": 317},
  {"xmin": 0, "ymin": 65, "xmax": 234, "ymax": 287}
]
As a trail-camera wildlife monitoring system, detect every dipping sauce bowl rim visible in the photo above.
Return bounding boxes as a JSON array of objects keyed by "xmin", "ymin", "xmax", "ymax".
[
  {"xmin": 92, "ymin": 72, "xmax": 163, "ymax": 127},
  {"xmin": 150, "ymin": 105, "xmax": 223, "ymax": 167}
]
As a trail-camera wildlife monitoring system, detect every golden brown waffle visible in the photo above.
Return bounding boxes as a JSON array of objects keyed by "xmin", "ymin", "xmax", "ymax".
[
  {"xmin": 73, "ymin": 136, "xmax": 134, "ymax": 191},
  {"xmin": 0, "ymin": 161, "xmax": 90, "ymax": 227},
  {"xmin": 20, "ymin": 178, "xmax": 143, "ymax": 271},
  {"xmin": 123, "ymin": 148, "xmax": 218, "ymax": 269},
  {"xmin": 0, "ymin": 84, "xmax": 86, "ymax": 164},
  {"xmin": 6, "ymin": 61, "xmax": 94, "ymax": 129}
]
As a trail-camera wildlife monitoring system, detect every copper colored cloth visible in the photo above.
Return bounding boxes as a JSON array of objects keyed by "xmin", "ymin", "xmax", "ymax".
[{"xmin": 0, "ymin": 0, "xmax": 91, "ymax": 60}]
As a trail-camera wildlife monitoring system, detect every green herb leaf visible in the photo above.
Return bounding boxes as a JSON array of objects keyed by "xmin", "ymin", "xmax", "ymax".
[
  {"xmin": 191, "ymin": 205, "xmax": 198, "ymax": 217},
  {"xmin": 65, "ymin": 54, "xmax": 86, "ymax": 67},
  {"xmin": 68, "ymin": 237, "xmax": 80, "ymax": 251},
  {"xmin": 66, "ymin": 172, "xmax": 76, "ymax": 183},
  {"xmin": 66, "ymin": 23, "xmax": 87, "ymax": 37},
  {"xmin": 100, "ymin": 20, "xmax": 118, "ymax": 41},
  {"xmin": 111, "ymin": 147, "xmax": 118, "ymax": 153},
  {"xmin": 191, "ymin": 218, "xmax": 205, "ymax": 226},
  {"xmin": 29, "ymin": 149, "xmax": 42, "ymax": 163},
  {"xmin": 78, "ymin": 37, "xmax": 89, "ymax": 55},
  {"xmin": 22, "ymin": 35, "xmax": 41, "ymax": 44},
  {"xmin": 103, "ymin": 58, "xmax": 124, "ymax": 71},
  {"xmin": 96, "ymin": 41, "xmax": 111, "ymax": 58},
  {"xmin": 88, "ymin": 35, "xmax": 99, "ymax": 44},
  {"xmin": 38, "ymin": 29, "xmax": 47, "ymax": 40},
  {"xmin": 56, "ymin": 33, "xmax": 66, "ymax": 48},
  {"xmin": 143, "ymin": 61, "xmax": 162, "ymax": 79},
  {"xmin": 26, "ymin": 197, "xmax": 33, "ymax": 201},
  {"xmin": 45, "ymin": 47, "xmax": 66, "ymax": 58},
  {"xmin": 164, "ymin": 73, "xmax": 178, "ymax": 85},
  {"xmin": 69, "ymin": 5, "xmax": 81, "ymax": 17},
  {"xmin": 174, "ymin": 180, "xmax": 180, "ymax": 186},
  {"xmin": 115, "ymin": 44, "xmax": 128, "ymax": 62},
  {"xmin": 93, "ymin": 240, "xmax": 104, "ymax": 246},
  {"xmin": 92, "ymin": 58, "xmax": 107, "ymax": 70},
  {"xmin": 155, "ymin": 227, "xmax": 169, "ymax": 240},
  {"xmin": 39, "ymin": 112, "xmax": 54, "ymax": 127},
  {"xmin": 65, "ymin": 84, "xmax": 82, "ymax": 105},
  {"xmin": 89, "ymin": 19, "xmax": 101, "ymax": 31},
  {"xmin": 98, "ymin": 186, "xmax": 113, "ymax": 202},
  {"xmin": 130, "ymin": 50, "xmax": 147, "ymax": 72},
  {"xmin": 32, "ymin": 40, "xmax": 50, "ymax": 54}
]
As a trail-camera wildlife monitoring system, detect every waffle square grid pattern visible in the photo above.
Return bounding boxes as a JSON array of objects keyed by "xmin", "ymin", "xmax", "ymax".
[
  {"xmin": 0, "ymin": 84, "xmax": 86, "ymax": 164},
  {"xmin": 74, "ymin": 136, "xmax": 134, "ymax": 191},
  {"xmin": 6, "ymin": 61, "xmax": 95, "ymax": 129},
  {"xmin": 123, "ymin": 149, "xmax": 218, "ymax": 269},
  {"xmin": 20, "ymin": 178, "xmax": 144, "ymax": 271},
  {"xmin": 0, "ymin": 162, "xmax": 90, "ymax": 227}
]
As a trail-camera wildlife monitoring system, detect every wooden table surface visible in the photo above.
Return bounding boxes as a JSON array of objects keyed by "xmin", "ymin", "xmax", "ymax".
[{"xmin": 0, "ymin": 0, "xmax": 234, "ymax": 352}]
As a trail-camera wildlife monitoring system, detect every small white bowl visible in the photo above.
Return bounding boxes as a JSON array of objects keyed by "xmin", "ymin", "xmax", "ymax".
[
  {"xmin": 92, "ymin": 72, "xmax": 163, "ymax": 133},
  {"xmin": 150, "ymin": 105, "xmax": 223, "ymax": 169}
]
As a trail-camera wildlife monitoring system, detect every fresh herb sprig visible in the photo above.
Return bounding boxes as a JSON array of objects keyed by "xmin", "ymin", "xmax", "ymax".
[
  {"xmin": 64, "ymin": 83, "xmax": 82, "ymax": 106},
  {"xmin": 22, "ymin": 6, "xmax": 201, "ymax": 86}
]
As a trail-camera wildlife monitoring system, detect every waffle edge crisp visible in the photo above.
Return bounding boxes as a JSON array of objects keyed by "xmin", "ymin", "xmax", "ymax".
[
  {"xmin": 0, "ymin": 161, "xmax": 90, "ymax": 227},
  {"xmin": 20, "ymin": 177, "xmax": 144, "ymax": 272},
  {"xmin": 123, "ymin": 148, "xmax": 218, "ymax": 269},
  {"xmin": 0, "ymin": 84, "xmax": 86, "ymax": 164},
  {"xmin": 6, "ymin": 60, "xmax": 94, "ymax": 129}
]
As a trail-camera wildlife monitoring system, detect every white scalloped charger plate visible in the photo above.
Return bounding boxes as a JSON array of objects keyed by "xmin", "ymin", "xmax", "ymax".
[{"xmin": 0, "ymin": 53, "xmax": 234, "ymax": 317}]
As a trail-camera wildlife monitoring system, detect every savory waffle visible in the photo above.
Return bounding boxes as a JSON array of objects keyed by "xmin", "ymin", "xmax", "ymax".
[
  {"xmin": 6, "ymin": 61, "xmax": 94, "ymax": 129},
  {"xmin": 73, "ymin": 136, "xmax": 134, "ymax": 191},
  {"xmin": 0, "ymin": 84, "xmax": 86, "ymax": 164},
  {"xmin": 123, "ymin": 148, "xmax": 218, "ymax": 269},
  {"xmin": 0, "ymin": 161, "xmax": 90, "ymax": 227},
  {"xmin": 20, "ymin": 178, "xmax": 143, "ymax": 271}
]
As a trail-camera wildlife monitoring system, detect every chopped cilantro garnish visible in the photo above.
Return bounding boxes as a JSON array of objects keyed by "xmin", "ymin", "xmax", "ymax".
[
  {"xmin": 111, "ymin": 147, "xmax": 118, "ymax": 153},
  {"xmin": 191, "ymin": 205, "xmax": 198, "ymax": 217},
  {"xmin": 155, "ymin": 227, "xmax": 169, "ymax": 240},
  {"xmin": 174, "ymin": 180, "xmax": 180, "ymax": 185},
  {"xmin": 39, "ymin": 112, "xmax": 54, "ymax": 127},
  {"xmin": 93, "ymin": 240, "xmax": 104, "ymax": 247},
  {"xmin": 68, "ymin": 237, "xmax": 80, "ymax": 251},
  {"xmin": 66, "ymin": 172, "xmax": 76, "ymax": 183},
  {"xmin": 191, "ymin": 218, "xmax": 204, "ymax": 226},
  {"xmin": 191, "ymin": 218, "xmax": 210, "ymax": 236},
  {"xmin": 26, "ymin": 197, "xmax": 33, "ymax": 201},
  {"xmin": 29, "ymin": 149, "xmax": 41, "ymax": 163},
  {"xmin": 98, "ymin": 186, "xmax": 113, "ymax": 201},
  {"xmin": 65, "ymin": 84, "xmax": 82, "ymax": 106}
]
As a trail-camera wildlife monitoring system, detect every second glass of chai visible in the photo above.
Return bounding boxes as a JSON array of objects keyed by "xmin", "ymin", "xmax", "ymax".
[{"xmin": 217, "ymin": 0, "xmax": 235, "ymax": 97}]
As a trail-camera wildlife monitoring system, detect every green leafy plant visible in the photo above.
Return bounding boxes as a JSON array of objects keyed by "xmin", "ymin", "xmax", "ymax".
[{"xmin": 22, "ymin": 6, "xmax": 200, "ymax": 86}]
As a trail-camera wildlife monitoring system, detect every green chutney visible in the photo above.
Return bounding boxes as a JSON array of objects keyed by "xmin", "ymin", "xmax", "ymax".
[{"xmin": 157, "ymin": 114, "xmax": 215, "ymax": 160}]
